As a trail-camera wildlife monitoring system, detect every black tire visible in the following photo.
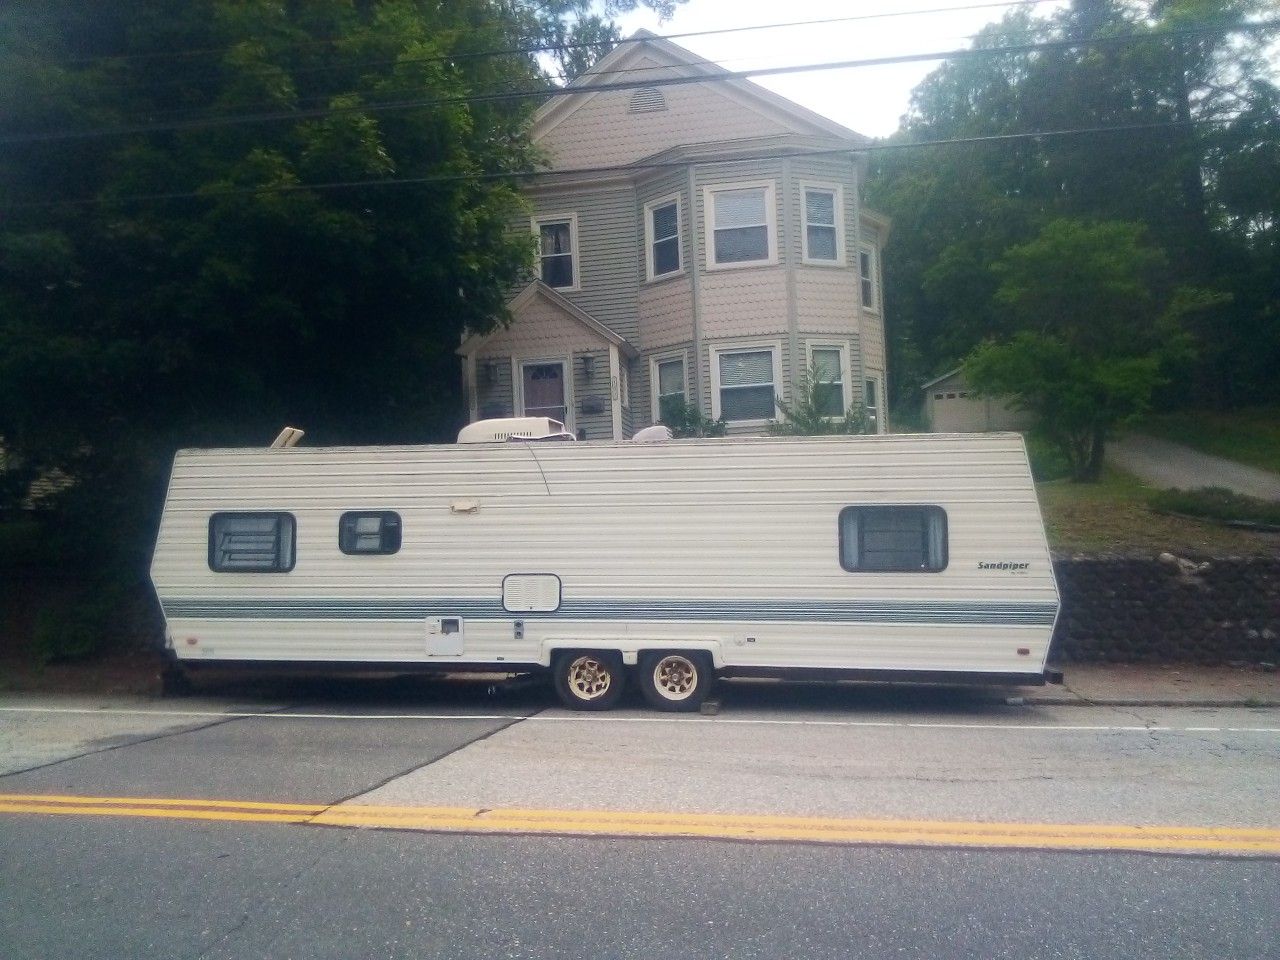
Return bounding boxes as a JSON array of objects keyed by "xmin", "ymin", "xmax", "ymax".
[
  {"xmin": 552, "ymin": 650, "xmax": 625, "ymax": 711},
  {"xmin": 637, "ymin": 651, "xmax": 712, "ymax": 712}
]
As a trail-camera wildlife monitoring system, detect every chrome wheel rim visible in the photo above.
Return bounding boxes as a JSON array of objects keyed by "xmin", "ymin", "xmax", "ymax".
[
  {"xmin": 567, "ymin": 655, "xmax": 613, "ymax": 701},
  {"xmin": 652, "ymin": 655, "xmax": 698, "ymax": 701}
]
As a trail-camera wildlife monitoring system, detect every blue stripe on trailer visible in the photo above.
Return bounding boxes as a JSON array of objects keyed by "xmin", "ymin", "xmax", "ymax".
[{"xmin": 161, "ymin": 597, "xmax": 1059, "ymax": 626}]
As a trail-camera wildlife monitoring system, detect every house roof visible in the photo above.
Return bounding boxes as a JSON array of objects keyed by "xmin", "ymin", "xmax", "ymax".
[
  {"xmin": 457, "ymin": 281, "xmax": 639, "ymax": 359},
  {"xmin": 920, "ymin": 367, "xmax": 964, "ymax": 391},
  {"xmin": 532, "ymin": 29, "xmax": 871, "ymax": 148}
]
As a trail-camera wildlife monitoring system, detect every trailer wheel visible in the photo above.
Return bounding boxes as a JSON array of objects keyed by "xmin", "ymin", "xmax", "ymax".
[
  {"xmin": 553, "ymin": 651, "xmax": 625, "ymax": 711},
  {"xmin": 638, "ymin": 651, "xmax": 712, "ymax": 712}
]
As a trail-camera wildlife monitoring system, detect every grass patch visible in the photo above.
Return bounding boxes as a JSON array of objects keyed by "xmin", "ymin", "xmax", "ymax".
[
  {"xmin": 1148, "ymin": 487, "xmax": 1280, "ymax": 528},
  {"xmin": 1140, "ymin": 407, "xmax": 1280, "ymax": 473},
  {"xmin": 1037, "ymin": 468, "xmax": 1280, "ymax": 555}
]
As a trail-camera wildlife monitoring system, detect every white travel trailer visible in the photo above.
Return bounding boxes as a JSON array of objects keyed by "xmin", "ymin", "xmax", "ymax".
[{"xmin": 149, "ymin": 428, "xmax": 1061, "ymax": 711}]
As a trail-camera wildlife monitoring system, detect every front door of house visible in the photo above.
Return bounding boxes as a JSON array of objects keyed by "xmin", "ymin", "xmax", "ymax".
[{"xmin": 522, "ymin": 362, "xmax": 567, "ymax": 424}]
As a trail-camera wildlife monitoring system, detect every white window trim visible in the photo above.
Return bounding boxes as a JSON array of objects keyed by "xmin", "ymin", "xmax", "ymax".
[
  {"xmin": 865, "ymin": 374, "xmax": 884, "ymax": 434},
  {"xmin": 800, "ymin": 181, "xmax": 846, "ymax": 266},
  {"xmin": 807, "ymin": 341, "xmax": 853, "ymax": 418},
  {"xmin": 858, "ymin": 242, "xmax": 880, "ymax": 313},
  {"xmin": 531, "ymin": 212, "xmax": 580, "ymax": 292},
  {"xmin": 514, "ymin": 356, "xmax": 574, "ymax": 433},
  {"xmin": 643, "ymin": 193, "xmax": 683, "ymax": 282},
  {"xmin": 703, "ymin": 180, "xmax": 778, "ymax": 271},
  {"xmin": 709, "ymin": 341, "xmax": 784, "ymax": 425},
  {"xmin": 649, "ymin": 351, "xmax": 688, "ymax": 424}
]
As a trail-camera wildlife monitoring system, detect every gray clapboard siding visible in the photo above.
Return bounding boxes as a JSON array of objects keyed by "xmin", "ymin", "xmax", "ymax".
[
  {"xmin": 573, "ymin": 349, "xmax": 614, "ymax": 440},
  {"xmin": 475, "ymin": 355, "xmax": 514, "ymax": 420}
]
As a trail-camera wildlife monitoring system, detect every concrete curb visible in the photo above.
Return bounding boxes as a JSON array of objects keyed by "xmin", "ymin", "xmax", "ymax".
[{"xmin": 1024, "ymin": 697, "xmax": 1280, "ymax": 709}]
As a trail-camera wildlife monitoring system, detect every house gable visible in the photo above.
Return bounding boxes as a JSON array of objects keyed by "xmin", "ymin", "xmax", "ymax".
[
  {"xmin": 533, "ymin": 31, "xmax": 866, "ymax": 171},
  {"xmin": 460, "ymin": 282, "xmax": 637, "ymax": 359}
]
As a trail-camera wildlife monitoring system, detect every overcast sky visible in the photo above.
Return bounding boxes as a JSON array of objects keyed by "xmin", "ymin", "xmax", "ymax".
[{"xmin": 614, "ymin": 0, "xmax": 1068, "ymax": 138}]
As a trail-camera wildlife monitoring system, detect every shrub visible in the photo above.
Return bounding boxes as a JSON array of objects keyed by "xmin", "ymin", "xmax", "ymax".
[{"xmin": 1148, "ymin": 487, "xmax": 1280, "ymax": 528}]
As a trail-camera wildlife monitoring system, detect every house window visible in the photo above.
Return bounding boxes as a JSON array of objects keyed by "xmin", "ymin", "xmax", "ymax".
[
  {"xmin": 810, "ymin": 346, "xmax": 846, "ymax": 417},
  {"xmin": 208, "ymin": 512, "xmax": 295, "ymax": 573},
  {"xmin": 802, "ymin": 185, "xmax": 843, "ymax": 264},
  {"xmin": 839, "ymin": 506, "xmax": 948, "ymax": 572},
  {"xmin": 339, "ymin": 511, "xmax": 401, "ymax": 555},
  {"xmin": 859, "ymin": 245, "xmax": 878, "ymax": 310},
  {"xmin": 705, "ymin": 183, "xmax": 775, "ymax": 267},
  {"xmin": 713, "ymin": 346, "xmax": 778, "ymax": 422},
  {"xmin": 646, "ymin": 197, "xmax": 681, "ymax": 279},
  {"xmin": 534, "ymin": 215, "xmax": 576, "ymax": 289},
  {"xmin": 653, "ymin": 355, "xmax": 687, "ymax": 423},
  {"xmin": 865, "ymin": 377, "xmax": 881, "ymax": 432}
]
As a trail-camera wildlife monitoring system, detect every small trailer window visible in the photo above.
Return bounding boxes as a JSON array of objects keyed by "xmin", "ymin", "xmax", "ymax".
[
  {"xmin": 339, "ymin": 511, "xmax": 402, "ymax": 555},
  {"xmin": 208, "ymin": 513, "xmax": 295, "ymax": 572},
  {"xmin": 839, "ymin": 506, "xmax": 947, "ymax": 572}
]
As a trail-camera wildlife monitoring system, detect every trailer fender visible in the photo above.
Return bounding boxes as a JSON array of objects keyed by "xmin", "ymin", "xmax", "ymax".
[{"xmin": 541, "ymin": 639, "xmax": 725, "ymax": 670}]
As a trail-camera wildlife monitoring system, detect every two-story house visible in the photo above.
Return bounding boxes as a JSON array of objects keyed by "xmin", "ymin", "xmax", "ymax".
[{"xmin": 459, "ymin": 30, "xmax": 889, "ymax": 439}]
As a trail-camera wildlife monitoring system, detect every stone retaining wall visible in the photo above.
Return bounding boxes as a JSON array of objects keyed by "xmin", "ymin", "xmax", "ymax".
[{"xmin": 1050, "ymin": 557, "xmax": 1280, "ymax": 664}]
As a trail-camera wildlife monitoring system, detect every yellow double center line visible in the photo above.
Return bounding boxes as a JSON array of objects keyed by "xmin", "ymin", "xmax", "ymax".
[{"xmin": 2, "ymin": 793, "xmax": 1278, "ymax": 855}]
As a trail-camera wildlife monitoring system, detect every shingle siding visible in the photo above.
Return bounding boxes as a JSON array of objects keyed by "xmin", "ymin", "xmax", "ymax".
[
  {"xmin": 529, "ymin": 186, "xmax": 639, "ymax": 344},
  {"xmin": 537, "ymin": 79, "xmax": 792, "ymax": 170}
]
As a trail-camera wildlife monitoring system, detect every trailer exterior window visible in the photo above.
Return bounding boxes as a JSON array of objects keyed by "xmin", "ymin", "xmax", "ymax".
[
  {"xmin": 208, "ymin": 513, "xmax": 295, "ymax": 572},
  {"xmin": 839, "ymin": 506, "xmax": 947, "ymax": 572},
  {"xmin": 339, "ymin": 511, "xmax": 402, "ymax": 555}
]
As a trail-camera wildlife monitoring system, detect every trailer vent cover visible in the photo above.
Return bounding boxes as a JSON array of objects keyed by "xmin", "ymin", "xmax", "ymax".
[{"xmin": 503, "ymin": 574, "xmax": 561, "ymax": 613}]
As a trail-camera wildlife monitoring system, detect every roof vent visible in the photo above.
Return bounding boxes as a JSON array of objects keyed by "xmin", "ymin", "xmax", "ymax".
[
  {"xmin": 628, "ymin": 86, "xmax": 667, "ymax": 114},
  {"xmin": 457, "ymin": 417, "xmax": 576, "ymax": 444}
]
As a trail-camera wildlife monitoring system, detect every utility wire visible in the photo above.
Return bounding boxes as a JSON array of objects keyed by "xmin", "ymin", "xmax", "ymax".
[
  {"xmin": 47, "ymin": 0, "xmax": 1060, "ymax": 67},
  {"xmin": 4, "ymin": 19, "xmax": 1274, "ymax": 147},
  {"xmin": 4, "ymin": 119, "xmax": 1244, "ymax": 212}
]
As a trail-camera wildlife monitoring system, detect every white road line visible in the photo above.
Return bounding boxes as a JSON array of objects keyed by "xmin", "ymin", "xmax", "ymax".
[{"xmin": 0, "ymin": 705, "xmax": 1277, "ymax": 733}]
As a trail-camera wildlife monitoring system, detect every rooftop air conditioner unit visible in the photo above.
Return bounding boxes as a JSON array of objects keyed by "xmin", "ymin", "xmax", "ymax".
[{"xmin": 456, "ymin": 417, "xmax": 576, "ymax": 444}]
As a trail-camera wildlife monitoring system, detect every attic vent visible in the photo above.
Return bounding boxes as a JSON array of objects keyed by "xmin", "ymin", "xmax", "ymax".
[{"xmin": 628, "ymin": 86, "xmax": 667, "ymax": 114}]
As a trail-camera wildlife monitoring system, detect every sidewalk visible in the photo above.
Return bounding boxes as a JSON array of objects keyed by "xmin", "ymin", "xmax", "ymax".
[
  {"xmin": 1108, "ymin": 432, "xmax": 1280, "ymax": 501},
  {"xmin": 1027, "ymin": 663, "xmax": 1280, "ymax": 708}
]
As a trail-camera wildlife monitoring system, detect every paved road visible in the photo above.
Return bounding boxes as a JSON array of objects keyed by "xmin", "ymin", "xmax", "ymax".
[
  {"xmin": 2, "ymin": 678, "xmax": 1277, "ymax": 959},
  {"xmin": 1108, "ymin": 433, "xmax": 1280, "ymax": 501}
]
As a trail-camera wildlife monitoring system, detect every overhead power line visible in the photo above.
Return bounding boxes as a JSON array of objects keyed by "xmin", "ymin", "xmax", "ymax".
[
  {"xmin": 4, "ymin": 19, "xmax": 1275, "ymax": 147},
  {"xmin": 49, "ymin": 0, "xmax": 1059, "ymax": 68},
  {"xmin": 4, "ymin": 119, "xmax": 1246, "ymax": 212}
]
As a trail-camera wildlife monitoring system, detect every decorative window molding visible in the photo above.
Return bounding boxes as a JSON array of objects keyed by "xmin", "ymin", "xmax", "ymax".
[
  {"xmin": 808, "ymin": 342, "xmax": 852, "ymax": 418},
  {"xmin": 644, "ymin": 194, "xmax": 682, "ymax": 281},
  {"xmin": 800, "ymin": 182, "xmax": 845, "ymax": 265},
  {"xmin": 703, "ymin": 181, "xmax": 777, "ymax": 270},
  {"xmin": 532, "ymin": 213, "xmax": 579, "ymax": 291},
  {"xmin": 515, "ymin": 356, "xmax": 573, "ymax": 431},
  {"xmin": 710, "ymin": 342, "xmax": 783, "ymax": 423},
  {"xmin": 858, "ymin": 243, "xmax": 879, "ymax": 312},
  {"xmin": 650, "ymin": 352, "xmax": 688, "ymax": 425}
]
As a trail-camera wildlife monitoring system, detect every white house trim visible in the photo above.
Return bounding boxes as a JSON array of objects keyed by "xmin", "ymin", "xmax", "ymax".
[
  {"xmin": 648, "ymin": 350, "xmax": 688, "ymax": 425},
  {"xmin": 799, "ymin": 181, "xmax": 846, "ymax": 267},
  {"xmin": 609, "ymin": 345, "xmax": 623, "ymax": 440},
  {"xmin": 703, "ymin": 180, "xmax": 778, "ymax": 271},
  {"xmin": 806, "ymin": 340, "xmax": 854, "ymax": 416},
  {"xmin": 643, "ymin": 192, "xmax": 684, "ymax": 283},
  {"xmin": 858, "ymin": 241, "xmax": 880, "ymax": 314},
  {"xmin": 709, "ymin": 340, "xmax": 784, "ymax": 425},
  {"xmin": 531, "ymin": 212, "xmax": 580, "ymax": 292},
  {"xmin": 514, "ymin": 355, "xmax": 575, "ymax": 434}
]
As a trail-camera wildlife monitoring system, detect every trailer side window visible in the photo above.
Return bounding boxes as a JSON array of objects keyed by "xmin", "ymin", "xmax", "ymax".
[
  {"xmin": 339, "ymin": 511, "xmax": 402, "ymax": 555},
  {"xmin": 209, "ymin": 513, "xmax": 296, "ymax": 572},
  {"xmin": 839, "ymin": 506, "xmax": 947, "ymax": 572}
]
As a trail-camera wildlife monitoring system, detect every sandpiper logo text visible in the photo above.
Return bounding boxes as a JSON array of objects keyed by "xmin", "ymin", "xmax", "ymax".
[{"xmin": 978, "ymin": 561, "xmax": 1031, "ymax": 571}]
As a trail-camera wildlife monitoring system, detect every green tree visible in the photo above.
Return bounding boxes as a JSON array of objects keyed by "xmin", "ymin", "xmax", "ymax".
[
  {"xmin": 0, "ymin": 0, "xmax": 679, "ymax": 656},
  {"xmin": 768, "ymin": 364, "xmax": 870, "ymax": 436},
  {"xmin": 964, "ymin": 218, "xmax": 1213, "ymax": 481},
  {"xmin": 868, "ymin": 0, "xmax": 1279, "ymax": 414}
]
